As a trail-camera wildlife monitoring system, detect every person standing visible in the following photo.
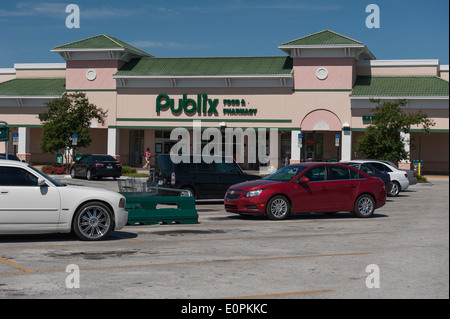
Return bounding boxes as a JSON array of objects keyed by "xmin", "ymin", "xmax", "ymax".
[{"xmin": 143, "ymin": 148, "xmax": 151, "ymax": 169}]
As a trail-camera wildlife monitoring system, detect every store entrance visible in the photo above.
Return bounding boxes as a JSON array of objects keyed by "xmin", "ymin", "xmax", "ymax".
[
  {"xmin": 299, "ymin": 131, "xmax": 342, "ymax": 162},
  {"xmin": 129, "ymin": 129, "xmax": 144, "ymax": 166},
  {"xmin": 302, "ymin": 132, "xmax": 323, "ymax": 162}
]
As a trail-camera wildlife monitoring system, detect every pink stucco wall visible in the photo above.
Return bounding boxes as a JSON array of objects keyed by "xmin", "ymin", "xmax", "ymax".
[
  {"xmin": 65, "ymin": 60, "xmax": 124, "ymax": 90},
  {"xmin": 301, "ymin": 109, "xmax": 342, "ymax": 131},
  {"xmin": 293, "ymin": 57, "xmax": 356, "ymax": 90}
]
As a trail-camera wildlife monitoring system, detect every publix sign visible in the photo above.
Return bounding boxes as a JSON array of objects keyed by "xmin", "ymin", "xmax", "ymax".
[
  {"xmin": 156, "ymin": 93, "xmax": 219, "ymax": 115},
  {"xmin": 156, "ymin": 93, "xmax": 258, "ymax": 116}
]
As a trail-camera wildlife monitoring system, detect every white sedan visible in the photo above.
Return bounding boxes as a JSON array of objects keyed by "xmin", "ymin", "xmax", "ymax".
[
  {"xmin": 0, "ymin": 160, "xmax": 128, "ymax": 241},
  {"xmin": 349, "ymin": 160, "xmax": 410, "ymax": 196}
]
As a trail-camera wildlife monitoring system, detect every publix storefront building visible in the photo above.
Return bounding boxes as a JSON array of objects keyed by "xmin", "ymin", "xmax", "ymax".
[{"xmin": 0, "ymin": 30, "xmax": 448, "ymax": 174}]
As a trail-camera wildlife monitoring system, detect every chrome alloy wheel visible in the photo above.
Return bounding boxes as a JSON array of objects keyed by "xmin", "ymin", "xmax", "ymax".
[
  {"xmin": 270, "ymin": 198, "xmax": 289, "ymax": 218},
  {"xmin": 389, "ymin": 182, "xmax": 400, "ymax": 196},
  {"xmin": 356, "ymin": 196, "xmax": 374, "ymax": 216},
  {"xmin": 76, "ymin": 204, "xmax": 112, "ymax": 240}
]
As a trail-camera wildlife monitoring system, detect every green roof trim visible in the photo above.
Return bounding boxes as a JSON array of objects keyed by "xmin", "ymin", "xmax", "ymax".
[
  {"xmin": 351, "ymin": 76, "xmax": 449, "ymax": 97},
  {"xmin": 0, "ymin": 78, "xmax": 66, "ymax": 97},
  {"xmin": 53, "ymin": 34, "xmax": 153, "ymax": 57},
  {"xmin": 280, "ymin": 30, "xmax": 363, "ymax": 46},
  {"xmin": 115, "ymin": 56, "xmax": 293, "ymax": 77}
]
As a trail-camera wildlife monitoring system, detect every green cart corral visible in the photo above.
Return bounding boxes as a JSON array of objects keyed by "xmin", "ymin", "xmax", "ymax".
[{"xmin": 118, "ymin": 178, "xmax": 198, "ymax": 225}]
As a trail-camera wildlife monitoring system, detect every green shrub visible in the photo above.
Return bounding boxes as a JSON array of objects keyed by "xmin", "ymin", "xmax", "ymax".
[
  {"xmin": 415, "ymin": 174, "xmax": 428, "ymax": 183},
  {"xmin": 121, "ymin": 165, "xmax": 136, "ymax": 174}
]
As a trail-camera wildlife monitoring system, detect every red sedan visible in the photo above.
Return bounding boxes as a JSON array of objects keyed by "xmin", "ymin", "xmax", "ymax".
[{"xmin": 224, "ymin": 163, "xmax": 386, "ymax": 219}]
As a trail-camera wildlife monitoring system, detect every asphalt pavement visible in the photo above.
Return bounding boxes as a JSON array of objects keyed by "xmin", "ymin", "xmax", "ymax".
[{"xmin": 0, "ymin": 176, "xmax": 448, "ymax": 301}]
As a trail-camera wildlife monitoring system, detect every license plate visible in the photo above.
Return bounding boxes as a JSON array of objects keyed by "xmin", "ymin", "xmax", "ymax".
[
  {"xmin": 107, "ymin": 165, "xmax": 113, "ymax": 169},
  {"xmin": 158, "ymin": 180, "xmax": 163, "ymax": 185}
]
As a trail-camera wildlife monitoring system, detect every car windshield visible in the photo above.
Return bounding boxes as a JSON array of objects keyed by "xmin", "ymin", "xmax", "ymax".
[
  {"xmin": 27, "ymin": 165, "xmax": 63, "ymax": 187},
  {"xmin": 263, "ymin": 165, "xmax": 307, "ymax": 181}
]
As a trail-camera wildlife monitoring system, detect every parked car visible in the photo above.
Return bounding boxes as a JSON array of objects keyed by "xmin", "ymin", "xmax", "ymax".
[
  {"xmin": 0, "ymin": 160, "xmax": 128, "ymax": 241},
  {"xmin": 70, "ymin": 154, "xmax": 122, "ymax": 180},
  {"xmin": 0, "ymin": 153, "xmax": 21, "ymax": 161},
  {"xmin": 379, "ymin": 160, "xmax": 418, "ymax": 186},
  {"xmin": 341, "ymin": 162, "xmax": 393, "ymax": 195},
  {"xmin": 154, "ymin": 154, "xmax": 261, "ymax": 199},
  {"xmin": 349, "ymin": 160, "xmax": 409, "ymax": 197},
  {"xmin": 224, "ymin": 162, "xmax": 386, "ymax": 220}
]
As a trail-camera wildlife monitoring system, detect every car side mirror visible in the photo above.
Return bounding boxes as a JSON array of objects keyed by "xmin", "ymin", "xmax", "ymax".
[
  {"xmin": 37, "ymin": 178, "xmax": 46, "ymax": 186},
  {"xmin": 298, "ymin": 176, "xmax": 310, "ymax": 183}
]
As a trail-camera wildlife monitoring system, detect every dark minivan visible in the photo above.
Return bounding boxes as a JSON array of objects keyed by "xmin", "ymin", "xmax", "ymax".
[{"xmin": 154, "ymin": 154, "xmax": 261, "ymax": 199}]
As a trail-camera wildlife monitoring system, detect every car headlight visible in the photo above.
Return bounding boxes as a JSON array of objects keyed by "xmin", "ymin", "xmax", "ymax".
[
  {"xmin": 119, "ymin": 197, "xmax": 126, "ymax": 208},
  {"xmin": 245, "ymin": 189, "xmax": 264, "ymax": 197}
]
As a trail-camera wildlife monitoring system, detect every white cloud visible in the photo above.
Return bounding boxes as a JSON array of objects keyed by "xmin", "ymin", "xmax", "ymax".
[{"xmin": 0, "ymin": 2, "xmax": 138, "ymax": 19}]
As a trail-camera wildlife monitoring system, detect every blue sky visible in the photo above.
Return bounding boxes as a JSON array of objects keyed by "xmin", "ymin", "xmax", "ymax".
[{"xmin": 0, "ymin": 0, "xmax": 448, "ymax": 67}]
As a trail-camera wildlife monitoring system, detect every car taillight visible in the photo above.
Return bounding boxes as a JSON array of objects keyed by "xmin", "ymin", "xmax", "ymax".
[
  {"xmin": 171, "ymin": 172, "xmax": 176, "ymax": 185},
  {"xmin": 115, "ymin": 163, "xmax": 122, "ymax": 168},
  {"xmin": 95, "ymin": 163, "xmax": 104, "ymax": 168},
  {"xmin": 119, "ymin": 198, "xmax": 126, "ymax": 208},
  {"xmin": 404, "ymin": 174, "xmax": 408, "ymax": 178}
]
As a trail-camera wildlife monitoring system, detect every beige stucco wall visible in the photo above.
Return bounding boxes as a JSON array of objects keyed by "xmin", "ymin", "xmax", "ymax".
[
  {"xmin": 357, "ymin": 66, "xmax": 439, "ymax": 76},
  {"xmin": 0, "ymin": 106, "xmax": 47, "ymax": 126},
  {"xmin": 115, "ymin": 87, "xmax": 294, "ymax": 129},
  {"xmin": 82, "ymin": 91, "xmax": 117, "ymax": 128},
  {"xmin": 15, "ymin": 69, "xmax": 66, "ymax": 79},
  {"xmin": 0, "ymin": 73, "xmax": 16, "ymax": 83}
]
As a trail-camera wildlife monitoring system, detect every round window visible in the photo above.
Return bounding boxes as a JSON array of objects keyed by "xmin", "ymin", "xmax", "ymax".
[{"xmin": 316, "ymin": 68, "xmax": 328, "ymax": 80}]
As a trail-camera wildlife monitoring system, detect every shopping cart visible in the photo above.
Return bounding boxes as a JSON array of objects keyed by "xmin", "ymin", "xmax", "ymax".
[
  {"xmin": 117, "ymin": 177, "xmax": 192, "ymax": 197},
  {"xmin": 117, "ymin": 177, "xmax": 197, "ymax": 225}
]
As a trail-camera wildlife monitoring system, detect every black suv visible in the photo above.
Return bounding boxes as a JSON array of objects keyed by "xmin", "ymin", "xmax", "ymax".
[{"xmin": 154, "ymin": 154, "xmax": 261, "ymax": 199}]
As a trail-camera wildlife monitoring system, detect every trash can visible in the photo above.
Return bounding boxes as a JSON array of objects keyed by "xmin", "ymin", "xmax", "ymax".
[{"xmin": 56, "ymin": 153, "xmax": 64, "ymax": 165}]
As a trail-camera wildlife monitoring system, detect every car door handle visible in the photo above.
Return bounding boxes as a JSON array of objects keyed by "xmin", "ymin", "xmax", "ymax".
[
  {"xmin": 321, "ymin": 186, "xmax": 328, "ymax": 191},
  {"xmin": 0, "ymin": 190, "xmax": 8, "ymax": 194},
  {"xmin": 349, "ymin": 184, "xmax": 357, "ymax": 189}
]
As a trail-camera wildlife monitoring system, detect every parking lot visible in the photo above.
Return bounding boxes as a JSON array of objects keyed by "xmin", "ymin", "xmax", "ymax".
[{"xmin": 0, "ymin": 176, "xmax": 448, "ymax": 301}]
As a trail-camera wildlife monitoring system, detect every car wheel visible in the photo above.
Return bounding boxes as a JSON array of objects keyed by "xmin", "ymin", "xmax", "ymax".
[
  {"xmin": 86, "ymin": 169, "xmax": 93, "ymax": 180},
  {"xmin": 180, "ymin": 187, "xmax": 195, "ymax": 198},
  {"xmin": 388, "ymin": 181, "xmax": 400, "ymax": 197},
  {"xmin": 70, "ymin": 168, "xmax": 76, "ymax": 179},
  {"xmin": 72, "ymin": 201, "xmax": 113, "ymax": 241},
  {"xmin": 266, "ymin": 195, "xmax": 290, "ymax": 220},
  {"xmin": 353, "ymin": 194, "xmax": 375, "ymax": 218}
]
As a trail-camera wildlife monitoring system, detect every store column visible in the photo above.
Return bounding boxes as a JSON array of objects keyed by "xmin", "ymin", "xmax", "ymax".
[
  {"xmin": 107, "ymin": 128, "xmax": 120, "ymax": 161},
  {"xmin": 341, "ymin": 124, "xmax": 352, "ymax": 161},
  {"xmin": 290, "ymin": 130, "xmax": 302, "ymax": 164},
  {"xmin": 399, "ymin": 131, "xmax": 411, "ymax": 170},
  {"xmin": 17, "ymin": 127, "xmax": 30, "ymax": 162}
]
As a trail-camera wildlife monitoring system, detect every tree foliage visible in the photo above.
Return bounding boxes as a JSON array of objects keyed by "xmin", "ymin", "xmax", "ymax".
[
  {"xmin": 356, "ymin": 99, "xmax": 435, "ymax": 162},
  {"xmin": 39, "ymin": 92, "xmax": 107, "ymax": 154}
]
